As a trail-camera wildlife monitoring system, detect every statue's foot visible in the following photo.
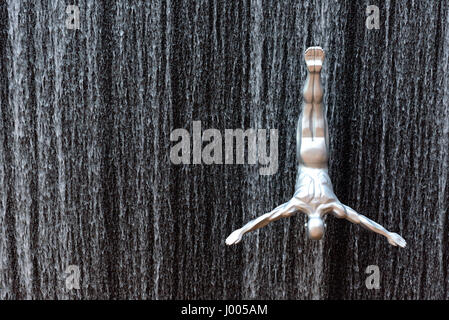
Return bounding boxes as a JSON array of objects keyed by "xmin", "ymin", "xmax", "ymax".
[{"xmin": 305, "ymin": 46, "xmax": 325, "ymax": 72}]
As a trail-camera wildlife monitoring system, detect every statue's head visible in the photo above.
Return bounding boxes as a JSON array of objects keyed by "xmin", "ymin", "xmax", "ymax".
[{"xmin": 306, "ymin": 216, "xmax": 325, "ymax": 240}]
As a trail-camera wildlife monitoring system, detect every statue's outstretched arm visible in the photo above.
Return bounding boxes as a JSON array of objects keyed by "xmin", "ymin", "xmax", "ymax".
[
  {"xmin": 225, "ymin": 198, "xmax": 308, "ymax": 245},
  {"xmin": 330, "ymin": 203, "xmax": 406, "ymax": 247}
]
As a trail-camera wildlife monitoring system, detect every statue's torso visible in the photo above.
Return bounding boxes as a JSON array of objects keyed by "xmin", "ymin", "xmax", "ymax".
[{"xmin": 294, "ymin": 166, "xmax": 336, "ymax": 212}]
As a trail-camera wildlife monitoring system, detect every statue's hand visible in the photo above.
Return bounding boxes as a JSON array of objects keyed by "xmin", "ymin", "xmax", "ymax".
[
  {"xmin": 387, "ymin": 232, "xmax": 407, "ymax": 248},
  {"xmin": 226, "ymin": 228, "xmax": 243, "ymax": 245}
]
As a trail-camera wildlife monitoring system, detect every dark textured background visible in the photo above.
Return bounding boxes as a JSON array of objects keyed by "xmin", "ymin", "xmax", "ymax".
[{"xmin": 0, "ymin": 0, "xmax": 448, "ymax": 299}]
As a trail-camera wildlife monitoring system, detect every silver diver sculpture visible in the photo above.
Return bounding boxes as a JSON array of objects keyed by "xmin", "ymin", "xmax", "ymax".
[{"xmin": 226, "ymin": 47, "xmax": 406, "ymax": 248}]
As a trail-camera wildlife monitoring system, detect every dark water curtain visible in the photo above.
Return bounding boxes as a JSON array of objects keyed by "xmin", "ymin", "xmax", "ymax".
[{"xmin": 0, "ymin": 0, "xmax": 448, "ymax": 299}]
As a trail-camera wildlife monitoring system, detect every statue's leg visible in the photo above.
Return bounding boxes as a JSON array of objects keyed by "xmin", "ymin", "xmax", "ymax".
[
  {"xmin": 298, "ymin": 47, "xmax": 328, "ymax": 168},
  {"xmin": 298, "ymin": 47, "xmax": 324, "ymax": 147},
  {"xmin": 301, "ymin": 77, "xmax": 313, "ymax": 139},
  {"xmin": 311, "ymin": 72, "xmax": 326, "ymax": 139}
]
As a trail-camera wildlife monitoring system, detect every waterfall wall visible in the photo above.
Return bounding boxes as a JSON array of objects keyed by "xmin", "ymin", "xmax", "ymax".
[{"xmin": 0, "ymin": 0, "xmax": 448, "ymax": 299}]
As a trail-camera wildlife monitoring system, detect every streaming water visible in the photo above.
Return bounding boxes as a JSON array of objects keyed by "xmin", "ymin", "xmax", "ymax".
[{"xmin": 0, "ymin": 0, "xmax": 448, "ymax": 299}]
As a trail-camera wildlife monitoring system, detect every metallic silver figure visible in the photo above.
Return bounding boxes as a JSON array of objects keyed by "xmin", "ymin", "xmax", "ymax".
[{"xmin": 226, "ymin": 47, "xmax": 406, "ymax": 248}]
